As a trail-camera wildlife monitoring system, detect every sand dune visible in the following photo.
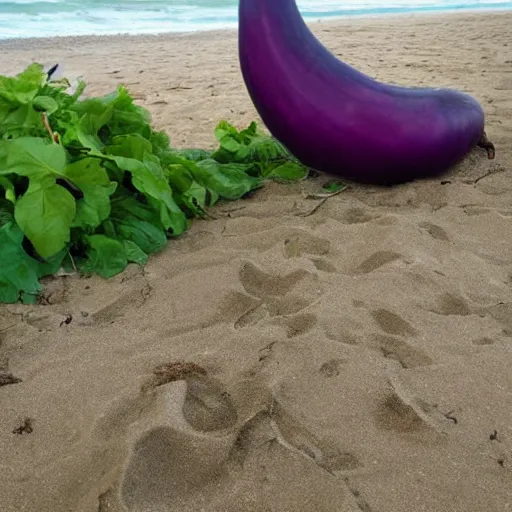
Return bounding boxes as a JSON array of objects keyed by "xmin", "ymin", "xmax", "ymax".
[{"xmin": 1, "ymin": 10, "xmax": 512, "ymax": 512}]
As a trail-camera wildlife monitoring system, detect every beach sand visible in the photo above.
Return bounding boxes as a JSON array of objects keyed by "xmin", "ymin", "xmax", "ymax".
[{"xmin": 1, "ymin": 10, "xmax": 512, "ymax": 512}]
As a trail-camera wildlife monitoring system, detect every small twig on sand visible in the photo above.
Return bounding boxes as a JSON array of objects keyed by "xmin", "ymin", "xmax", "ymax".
[
  {"xmin": 296, "ymin": 197, "xmax": 330, "ymax": 217},
  {"xmin": 472, "ymin": 166, "xmax": 507, "ymax": 184},
  {"xmin": 295, "ymin": 185, "xmax": 348, "ymax": 217}
]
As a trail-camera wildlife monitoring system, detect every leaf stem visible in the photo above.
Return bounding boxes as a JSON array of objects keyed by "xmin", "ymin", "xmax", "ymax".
[
  {"xmin": 67, "ymin": 250, "xmax": 78, "ymax": 274},
  {"xmin": 41, "ymin": 113, "xmax": 59, "ymax": 144}
]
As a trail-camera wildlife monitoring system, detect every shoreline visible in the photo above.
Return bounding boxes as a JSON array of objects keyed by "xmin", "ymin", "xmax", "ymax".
[{"xmin": 0, "ymin": 6, "xmax": 511, "ymax": 46}]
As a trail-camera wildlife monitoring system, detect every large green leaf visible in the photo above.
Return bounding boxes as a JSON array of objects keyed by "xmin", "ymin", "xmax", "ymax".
[
  {"xmin": 0, "ymin": 104, "xmax": 44, "ymax": 138},
  {"xmin": 110, "ymin": 194, "xmax": 168, "ymax": 255},
  {"xmin": 80, "ymin": 234, "xmax": 128, "ymax": 278},
  {"xmin": 110, "ymin": 152, "xmax": 188, "ymax": 235},
  {"xmin": 64, "ymin": 157, "xmax": 117, "ymax": 229},
  {"xmin": 263, "ymin": 161, "xmax": 309, "ymax": 181},
  {"xmin": 33, "ymin": 95, "xmax": 59, "ymax": 114},
  {"xmin": 14, "ymin": 177, "xmax": 76, "ymax": 259},
  {"xmin": 0, "ymin": 63, "xmax": 45, "ymax": 105},
  {"xmin": 114, "ymin": 215, "xmax": 168, "ymax": 255},
  {"xmin": 106, "ymin": 133, "xmax": 152, "ymax": 161},
  {"xmin": 104, "ymin": 134, "xmax": 188, "ymax": 233},
  {"xmin": 0, "ymin": 137, "xmax": 67, "ymax": 178},
  {"xmin": 0, "ymin": 222, "xmax": 42, "ymax": 303},
  {"xmin": 75, "ymin": 100, "xmax": 113, "ymax": 150},
  {"xmin": 191, "ymin": 159, "xmax": 262, "ymax": 200},
  {"xmin": 122, "ymin": 240, "xmax": 148, "ymax": 266},
  {"xmin": 212, "ymin": 120, "xmax": 293, "ymax": 165}
]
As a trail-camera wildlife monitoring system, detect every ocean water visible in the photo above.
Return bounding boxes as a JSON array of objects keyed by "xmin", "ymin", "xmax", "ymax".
[{"xmin": 0, "ymin": 0, "xmax": 511, "ymax": 40}]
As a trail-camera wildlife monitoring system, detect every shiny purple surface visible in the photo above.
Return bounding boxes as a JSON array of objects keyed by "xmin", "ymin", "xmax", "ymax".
[{"xmin": 238, "ymin": 0, "xmax": 485, "ymax": 184}]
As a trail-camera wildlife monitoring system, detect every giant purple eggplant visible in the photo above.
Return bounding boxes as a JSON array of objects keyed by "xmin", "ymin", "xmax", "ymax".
[{"xmin": 238, "ymin": 0, "xmax": 494, "ymax": 185}]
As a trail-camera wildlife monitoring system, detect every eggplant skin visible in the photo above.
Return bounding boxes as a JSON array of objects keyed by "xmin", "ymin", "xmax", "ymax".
[{"xmin": 238, "ymin": 0, "xmax": 486, "ymax": 185}]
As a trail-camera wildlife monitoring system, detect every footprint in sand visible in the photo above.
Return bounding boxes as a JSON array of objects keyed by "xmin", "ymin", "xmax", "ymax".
[
  {"xmin": 121, "ymin": 424, "xmax": 228, "ymax": 511},
  {"xmin": 419, "ymin": 221, "xmax": 451, "ymax": 242},
  {"xmin": 472, "ymin": 336, "xmax": 495, "ymax": 346},
  {"xmin": 370, "ymin": 308, "xmax": 418, "ymax": 337},
  {"xmin": 118, "ymin": 369, "xmax": 357, "ymax": 511},
  {"xmin": 234, "ymin": 261, "xmax": 323, "ymax": 328},
  {"xmin": 310, "ymin": 258, "xmax": 337, "ymax": 273},
  {"xmin": 230, "ymin": 399, "xmax": 361, "ymax": 475},
  {"xmin": 272, "ymin": 312, "xmax": 318, "ymax": 338},
  {"xmin": 319, "ymin": 358, "xmax": 346, "ymax": 378},
  {"xmin": 120, "ymin": 371, "xmax": 240, "ymax": 512},
  {"xmin": 353, "ymin": 251, "xmax": 402, "ymax": 274},
  {"xmin": 89, "ymin": 364, "xmax": 240, "ymax": 512},
  {"xmin": 148, "ymin": 363, "xmax": 238, "ymax": 432},
  {"xmin": 375, "ymin": 375, "xmax": 455, "ymax": 435},
  {"xmin": 233, "ymin": 301, "xmax": 269, "ymax": 329},
  {"xmin": 217, "ymin": 290, "xmax": 263, "ymax": 328},
  {"xmin": 373, "ymin": 334, "xmax": 433, "ymax": 368},
  {"xmin": 333, "ymin": 206, "xmax": 375, "ymax": 225},
  {"xmin": 376, "ymin": 392, "xmax": 429, "ymax": 433},
  {"xmin": 182, "ymin": 374, "xmax": 238, "ymax": 432},
  {"xmin": 428, "ymin": 292, "xmax": 472, "ymax": 316},
  {"xmin": 239, "ymin": 261, "xmax": 310, "ymax": 297},
  {"xmin": 223, "ymin": 224, "xmax": 332, "ymax": 256},
  {"xmin": 323, "ymin": 313, "xmax": 364, "ymax": 345},
  {"xmin": 283, "ymin": 232, "xmax": 331, "ymax": 259}
]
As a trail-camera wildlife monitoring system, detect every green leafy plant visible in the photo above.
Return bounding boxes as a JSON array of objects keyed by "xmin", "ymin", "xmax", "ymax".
[{"xmin": 0, "ymin": 63, "xmax": 311, "ymax": 303}]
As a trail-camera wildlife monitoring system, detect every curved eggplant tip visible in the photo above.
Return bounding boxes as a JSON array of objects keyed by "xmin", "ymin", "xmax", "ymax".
[{"xmin": 477, "ymin": 131, "xmax": 496, "ymax": 159}]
